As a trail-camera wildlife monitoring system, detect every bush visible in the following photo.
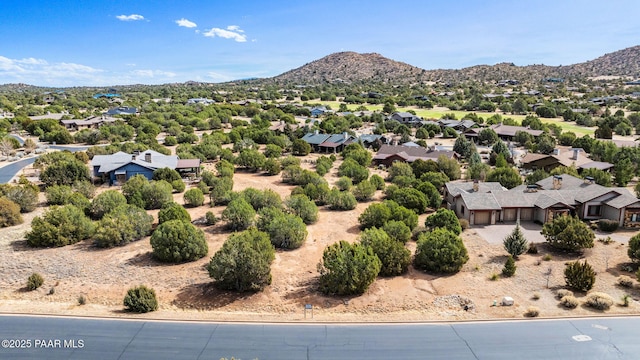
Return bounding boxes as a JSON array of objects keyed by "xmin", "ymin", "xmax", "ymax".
[
  {"xmin": 382, "ymin": 220, "xmax": 411, "ymax": 244},
  {"xmin": 358, "ymin": 203, "xmax": 391, "ymax": 229},
  {"xmin": 0, "ymin": 197, "xmax": 23, "ymax": 227},
  {"xmin": 560, "ymin": 295, "xmax": 579, "ymax": 309},
  {"xmin": 153, "ymin": 167, "xmax": 181, "ymax": 183},
  {"xmin": 45, "ymin": 185, "xmax": 73, "ymax": 205},
  {"xmin": 208, "ymin": 228, "xmax": 275, "ymax": 292},
  {"xmin": 503, "ymin": 223, "xmax": 528, "ymax": 259},
  {"xmin": 542, "ymin": 215, "xmax": 594, "ymax": 252},
  {"xmin": 360, "ymin": 228, "xmax": 411, "ymax": 276},
  {"xmin": 183, "ymin": 188, "xmax": 204, "ymax": 207},
  {"xmin": 327, "ymin": 189, "xmax": 357, "ymax": 211},
  {"xmin": 564, "ymin": 260, "xmax": 596, "ymax": 292},
  {"xmin": 585, "ymin": 292, "xmax": 614, "ymax": 310},
  {"xmin": 527, "ymin": 243, "xmax": 538, "ymax": 254},
  {"xmin": 77, "ymin": 294, "xmax": 87, "ymax": 305},
  {"xmin": 284, "ymin": 194, "xmax": 318, "ymax": 224},
  {"xmin": 555, "ymin": 289, "xmax": 574, "ymax": 299},
  {"xmin": 90, "ymin": 190, "xmax": 127, "ymax": 219},
  {"xmin": 171, "ymin": 179, "xmax": 186, "ymax": 193},
  {"xmin": 150, "ymin": 220, "xmax": 208, "ymax": 263},
  {"xmin": 598, "ymin": 219, "xmax": 619, "ymax": 232},
  {"xmin": 261, "ymin": 211, "xmax": 307, "ymax": 250},
  {"xmin": 502, "ymin": 255, "xmax": 516, "ymax": 277},
  {"xmin": 459, "ymin": 218, "xmax": 469, "ymax": 231},
  {"xmin": 617, "ymin": 275, "xmax": 634, "ymax": 288},
  {"xmin": 4, "ymin": 185, "xmax": 38, "ymax": 213},
  {"xmin": 414, "ymin": 228, "xmax": 468, "ymax": 273},
  {"xmin": 524, "ymin": 306, "xmax": 540, "ymax": 317},
  {"xmin": 123, "ymin": 285, "xmax": 158, "ymax": 313},
  {"xmin": 27, "ymin": 273, "xmax": 44, "ymax": 291},
  {"xmin": 318, "ymin": 240, "xmax": 381, "ymax": 295},
  {"xmin": 337, "ymin": 158, "xmax": 369, "ymax": 184},
  {"xmin": 425, "ymin": 208, "xmax": 462, "ymax": 235},
  {"xmin": 93, "ymin": 204, "xmax": 153, "ymax": 248},
  {"xmin": 221, "ymin": 197, "xmax": 256, "ymax": 231},
  {"xmin": 386, "ymin": 187, "xmax": 427, "ymax": 214},
  {"xmin": 26, "ymin": 205, "xmax": 94, "ymax": 247},
  {"xmin": 262, "ymin": 158, "xmax": 281, "ymax": 176},
  {"xmin": 628, "ymin": 233, "xmax": 640, "ymax": 262},
  {"xmin": 369, "ymin": 174, "xmax": 385, "ymax": 190},
  {"xmin": 336, "ymin": 176, "xmax": 353, "ymax": 191},
  {"xmin": 158, "ymin": 202, "xmax": 191, "ymax": 224},
  {"xmin": 205, "ymin": 211, "xmax": 218, "ymax": 225},
  {"xmin": 352, "ymin": 179, "xmax": 376, "ymax": 201}
]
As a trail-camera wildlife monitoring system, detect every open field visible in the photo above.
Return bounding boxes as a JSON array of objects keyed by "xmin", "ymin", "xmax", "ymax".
[
  {"xmin": 312, "ymin": 101, "xmax": 595, "ymax": 137},
  {"xmin": 1, "ymin": 159, "xmax": 638, "ymax": 322}
]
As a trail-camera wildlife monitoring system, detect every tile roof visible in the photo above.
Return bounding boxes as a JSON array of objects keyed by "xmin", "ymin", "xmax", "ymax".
[{"xmin": 460, "ymin": 192, "xmax": 502, "ymax": 210}]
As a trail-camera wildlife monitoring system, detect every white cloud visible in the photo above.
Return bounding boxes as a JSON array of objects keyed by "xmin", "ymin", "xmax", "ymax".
[
  {"xmin": 202, "ymin": 25, "xmax": 247, "ymax": 42},
  {"xmin": 176, "ymin": 18, "xmax": 197, "ymax": 28},
  {"xmin": 116, "ymin": 14, "xmax": 145, "ymax": 21},
  {"xmin": 0, "ymin": 55, "xmax": 104, "ymax": 86},
  {"xmin": 131, "ymin": 69, "xmax": 177, "ymax": 78}
]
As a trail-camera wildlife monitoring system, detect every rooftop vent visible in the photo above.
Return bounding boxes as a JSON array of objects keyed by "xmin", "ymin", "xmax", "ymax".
[
  {"xmin": 526, "ymin": 184, "xmax": 539, "ymax": 193},
  {"xmin": 472, "ymin": 179, "xmax": 479, "ymax": 192},
  {"xmin": 584, "ymin": 176, "xmax": 595, "ymax": 184}
]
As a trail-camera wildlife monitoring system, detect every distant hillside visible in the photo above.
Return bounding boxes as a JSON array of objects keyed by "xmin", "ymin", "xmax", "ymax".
[{"xmin": 272, "ymin": 46, "xmax": 640, "ymax": 84}]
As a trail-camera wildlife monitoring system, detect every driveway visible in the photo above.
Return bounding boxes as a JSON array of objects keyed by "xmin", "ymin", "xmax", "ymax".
[
  {"xmin": 470, "ymin": 222, "xmax": 634, "ymax": 245},
  {"xmin": 470, "ymin": 222, "xmax": 546, "ymax": 245}
]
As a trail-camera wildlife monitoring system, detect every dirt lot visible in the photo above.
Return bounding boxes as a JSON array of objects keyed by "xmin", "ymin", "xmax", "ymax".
[{"xmin": 1, "ymin": 157, "xmax": 640, "ymax": 322}]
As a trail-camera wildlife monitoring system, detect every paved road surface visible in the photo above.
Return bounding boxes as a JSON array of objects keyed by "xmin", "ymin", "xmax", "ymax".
[
  {"xmin": 1, "ymin": 315, "xmax": 638, "ymax": 359},
  {"xmin": 0, "ymin": 145, "xmax": 91, "ymax": 184}
]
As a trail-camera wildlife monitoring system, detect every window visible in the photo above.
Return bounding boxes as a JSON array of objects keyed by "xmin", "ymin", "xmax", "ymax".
[
  {"xmin": 631, "ymin": 213, "xmax": 640, "ymax": 222},
  {"xmin": 461, "ymin": 206, "xmax": 465, "ymax": 215},
  {"xmin": 587, "ymin": 205, "xmax": 602, "ymax": 217}
]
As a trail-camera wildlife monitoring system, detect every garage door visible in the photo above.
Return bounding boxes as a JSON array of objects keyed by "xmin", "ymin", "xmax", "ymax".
[
  {"xmin": 474, "ymin": 211, "xmax": 491, "ymax": 225},
  {"xmin": 503, "ymin": 209, "xmax": 517, "ymax": 222},
  {"xmin": 520, "ymin": 208, "xmax": 534, "ymax": 221}
]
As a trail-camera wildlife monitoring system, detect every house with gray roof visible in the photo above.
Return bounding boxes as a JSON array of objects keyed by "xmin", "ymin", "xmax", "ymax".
[
  {"xmin": 373, "ymin": 144, "xmax": 459, "ymax": 167},
  {"xmin": 445, "ymin": 174, "xmax": 640, "ymax": 227},
  {"xmin": 91, "ymin": 150, "xmax": 201, "ymax": 185},
  {"xmin": 390, "ymin": 112, "xmax": 422, "ymax": 125},
  {"xmin": 300, "ymin": 131, "xmax": 355, "ymax": 153}
]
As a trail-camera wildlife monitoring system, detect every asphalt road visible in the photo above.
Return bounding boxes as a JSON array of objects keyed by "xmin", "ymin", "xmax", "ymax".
[
  {"xmin": 0, "ymin": 145, "xmax": 91, "ymax": 184},
  {"xmin": 1, "ymin": 315, "xmax": 638, "ymax": 359}
]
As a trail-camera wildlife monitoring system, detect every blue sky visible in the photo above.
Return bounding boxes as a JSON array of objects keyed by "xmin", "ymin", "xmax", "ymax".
[{"xmin": 1, "ymin": 0, "xmax": 639, "ymax": 87}]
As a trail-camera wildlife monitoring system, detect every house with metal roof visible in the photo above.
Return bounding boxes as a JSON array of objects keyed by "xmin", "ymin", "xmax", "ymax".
[
  {"xmin": 91, "ymin": 150, "xmax": 201, "ymax": 185},
  {"xmin": 105, "ymin": 106, "xmax": 137, "ymax": 116},
  {"xmin": 445, "ymin": 174, "xmax": 640, "ymax": 227}
]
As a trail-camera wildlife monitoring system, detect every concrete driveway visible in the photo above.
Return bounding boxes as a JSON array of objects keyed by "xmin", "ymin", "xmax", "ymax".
[
  {"xmin": 470, "ymin": 222, "xmax": 635, "ymax": 245},
  {"xmin": 470, "ymin": 222, "xmax": 546, "ymax": 245}
]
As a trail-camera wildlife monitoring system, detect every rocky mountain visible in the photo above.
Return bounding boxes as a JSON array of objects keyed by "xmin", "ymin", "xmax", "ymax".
[{"xmin": 272, "ymin": 46, "xmax": 640, "ymax": 85}]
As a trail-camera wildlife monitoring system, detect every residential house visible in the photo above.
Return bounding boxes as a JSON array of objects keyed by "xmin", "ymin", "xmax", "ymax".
[
  {"xmin": 373, "ymin": 144, "xmax": 458, "ymax": 167},
  {"xmin": 358, "ymin": 134, "xmax": 387, "ymax": 149},
  {"xmin": 310, "ymin": 106, "xmax": 329, "ymax": 117},
  {"xmin": 445, "ymin": 174, "xmax": 640, "ymax": 227},
  {"xmin": 268, "ymin": 120, "xmax": 299, "ymax": 133},
  {"xmin": 91, "ymin": 150, "xmax": 201, "ymax": 185},
  {"xmin": 438, "ymin": 119, "xmax": 479, "ymax": 132},
  {"xmin": 60, "ymin": 115, "xmax": 117, "ymax": 131},
  {"xmin": 466, "ymin": 123, "xmax": 544, "ymax": 141},
  {"xmin": 301, "ymin": 132, "xmax": 331, "ymax": 152},
  {"xmin": 187, "ymin": 98, "xmax": 215, "ymax": 105},
  {"xmin": 389, "ymin": 112, "xmax": 422, "ymax": 125},
  {"xmin": 318, "ymin": 133, "xmax": 356, "ymax": 153},
  {"xmin": 519, "ymin": 148, "xmax": 601, "ymax": 172}
]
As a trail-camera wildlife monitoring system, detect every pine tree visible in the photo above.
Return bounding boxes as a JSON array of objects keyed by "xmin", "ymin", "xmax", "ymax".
[
  {"xmin": 502, "ymin": 255, "xmax": 516, "ymax": 277},
  {"xmin": 503, "ymin": 222, "xmax": 528, "ymax": 259}
]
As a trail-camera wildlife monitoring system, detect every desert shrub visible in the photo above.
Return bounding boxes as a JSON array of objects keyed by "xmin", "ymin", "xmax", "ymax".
[
  {"xmin": 542, "ymin": 254, "xmax": 552, "ymax": 261},
  {"xmin": 327, "ymin": 189, "xmax": 357, "ymax": 210},
  {"xmin": 382, "ymin": 220, "xmax": 411, "ymax": 244},
  {"xmin": 415, "ymin": 181, "xmax": 442, "ymax": 209},
  {"xmin": 158, "ymin": 202, "xmax": 191, "ymax": 224},
  {"xmin": 26, "ymin": 205, "xmax": 94, "ymax": 247},
  {"xmin": 241, "ymin": 188, "xmax": 282, "ymax": 211},
  {"xmin": 628, "ymin": 233, "xmax": 640, "ymax": 262},
  {"xmin": 183, "ymin": 188, "xmax": 204, "ymax": 207},
  {"xmin": 208, "ymin": 228, "xmax": 275, "ymax": 292},
  {"xmin": 4, "ymin": 185, "xmax": 38, "ymax": 213},
  {"xmin": 205, "ymin": 211, "xmax": 218, "ymax": 225},
  {"xmin": 318, "ymin": 240, "xmax": 381, "ymax": 295},
  {"xmin": 27, "ymin": 273, "xmax": 44, "ymax": 291},
  {"xmin": 542, "ymin": 215, "xmax": 594, "ymax": 252},
  {"xmin": 352, "ymin": 179, "xmax": 376, "ymax": 201},
  {"xmin": 337, "ymin": 158, "xmax": 369, "ymax": 184},
  {"xmin": 150, "ymin": 220, "xmax": 208, "ymax": 263},
  {"xmin": 284, "ymin": 194, "xmax": 318, "ymax": 224},
  {"xmin": 385, "ymin": 200, "xmax": 419, "ymax": 230},
  {"xmin": 617, "ymin": 275, "xmax": 634, "ymax": 288},
  {"xmin": 93, "ymin": 204, "xmax": 153, "ymax": 248},
  {"xmin": 77, "ymin": 294, "xmax": 87, "ymax": 305},
  {"xmin": 560, "ymin": 295, "xmax": 579, "ymax": 309},
  {"xmin": 358, "ymin": 203, "xmax": 391, "ymax": 229},
  {"xmin": 360, "ymin": 227, "xmax": 411, "ymax": 276},
  {"xmin": 336, "ymin": 176, "xmax": 353, "ymax": 191},
  {"xmin": 564, "ymin": 261, "xmax": 596, "ymax": 292},
  {"xmin": 585, "ymin": 292, "xmax": 614, "ymax": 310},
  {"xmin": 222, "ymin": 197, "xmax": 256, "ymax": 231},
  {"xmin": 171, "ymin": 179, "xmax": 186, "ymax": 193},
  {"xmin": 425, "ymin": 208, "xmax": 462, "ymax": 235},
  {"xmin": 527, "ymin": 243, "xmax": 538, "ymax": 254},
  {"xmin": 503, "ymin": 223, "xmax": 528, "ymax": 259},
  {"xmin": 90, "ymin": 190, "xmax": 127, "ymax": 219},
  {"xmin": 622, "ymin": 294, "xmax": 631, "ymax": 307},
  {"xmin": 262, "ymin": 158, "xmax": 281, "ymax": 175},
  {"xmin": 502, "ymin": 255, "xmax": 516, "ymax": 277},
  {"xmin": 386, "ymin": 187, "xmax": 428, "ymax": 214},
  {"xmin": 0, "ymin": 197, "xmax": 23, "ymax": 227},
  {"xmin": 598, "ymin": 219, "xmax": 619, "ymax": 232},
  {"xmin": 260, "ymin": 210, "xmax": 307, "ymax": 250},
  {"xmin": 489, "ymin": 273, "xmax": 499, "ymax": 281},
  {"xmin": 123, "ymin": 285, "xmax": 158, "ymax": 313},
  {"xmin": 208, "ymin": 176, "xmax": 234, "ymax": 206},
  {"xmin": 369, "ymin": 174, "xmax": 385, "ymax": 190},
  {"xmin": 153, "ymin": 167, "xmax": 181, "ymax": 183},
  {"xmin": 524, "ymin": 306, "xmax": 540, "ymax": 317},
  {"xmin": 555, "ymin": 289, "xmax": 574, "ymax": 299},
  {"xmin": 45, "ymin": 185, "xmax": 73, "ymax": 205},
  {"xmin": 414, "ymin": 228, "xmax": 468, "ymax": 273},
  {"xmin": 459, "ymin": 218, "xmax": 469, "ymax": 231}
]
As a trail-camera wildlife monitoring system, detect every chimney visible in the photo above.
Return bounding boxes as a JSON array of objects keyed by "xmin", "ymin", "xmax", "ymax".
[
  {"xmin": 553, "ymin": 148, "xmax": 560, "ymax": 156},
  {"xmin": 315, "ymin": 129, "xmax": 319, "ymax": 135},
  {"xmin": 472, "ymin": 179, "xmax": 479, "ymax": 192},
  {"xmin": 553, "ymin": 175, "xmax": 563, "ymax": 190},
  {"xmin": 343, "ymin": 131, "xmax": 349, "ymax": 140},
  {"xmin": 572, "ymin": 148, "xmax": 580, "ymax": 160},
  {"xmin": 132, "ymin": 155, "xmax": 137, "ymax": 161},
  {"xmin": 584, "ymin": 176, "xmax": 595, "ymax": 185},
  {"xmin": 144, "ymin": 153, "xmax": 151, "ymax": 162}
]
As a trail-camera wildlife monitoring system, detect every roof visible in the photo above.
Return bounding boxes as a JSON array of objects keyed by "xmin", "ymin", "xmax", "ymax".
[
  {"xmin": 460, "ymin": 192, "xmax": 502, "ymax": 210},
  {"xmin": 359, "ymin": 134, "xmax": 383, "ymax": 143},
  {"xmin": 605, "ymin": 193, "xmax": 640, "ymax": 209},
  {"xmin": 61, "ymin": 115, "xmax": 117, "ymax": 126},
  {"xmin": 374, "ymin": 145, "xmax": 458, "ymax": 162},
  {"xmin": 301, "ymin": 133, "xmax": 331, "ymax": 145},
  {"xmin": 105, "ymin": 106, "xmax": 137, "ymax": 115},
  {"xmin": 445, "ymin": 181, "xmax": 505, "ymax": 198},
  {"xmin": 490, "ymin": 124, "xmax": 544, "ymax": 137},
  {"xmin": 92, "ymin": 150, "xmax": 178, "ymax": 174},
  {"xmin": 577, "ymin": 161, "xmax": 614, "ymax": 171},
  {"xmin": 176, "ymin": 159, "xmax": 201, "ymax": 169}
]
